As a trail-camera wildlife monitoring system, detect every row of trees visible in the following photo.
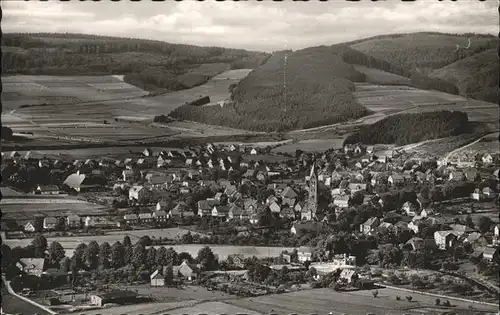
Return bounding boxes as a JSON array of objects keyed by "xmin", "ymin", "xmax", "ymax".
[{"xmin": 344, "ymin": 111, "xmax": 469, "ymax": 146}]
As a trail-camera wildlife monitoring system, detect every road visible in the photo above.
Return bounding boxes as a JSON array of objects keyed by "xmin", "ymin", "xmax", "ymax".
[
  {"xmin": 443, "ymin": 133, "xmax": 493, "ymax": 163},
  {"xmin": 1, "ymin": 280, "xmax": 52, "ymax": 315}
]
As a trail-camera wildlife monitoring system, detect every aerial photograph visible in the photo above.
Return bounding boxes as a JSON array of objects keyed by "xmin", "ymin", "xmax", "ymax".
[{"xmin": 1, "ymin": 0, "xmax": 499, "ymax": 314}]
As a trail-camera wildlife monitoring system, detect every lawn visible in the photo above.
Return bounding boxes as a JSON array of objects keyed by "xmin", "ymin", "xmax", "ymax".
[{"xmin": 121, "ymin": 284, "xmax": 231, "ymax": 303}]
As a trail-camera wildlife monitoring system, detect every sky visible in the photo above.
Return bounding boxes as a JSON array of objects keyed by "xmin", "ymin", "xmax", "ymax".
[{"xmin": 2, "ymin": 0, "xmax": 498, "ymax": 52}]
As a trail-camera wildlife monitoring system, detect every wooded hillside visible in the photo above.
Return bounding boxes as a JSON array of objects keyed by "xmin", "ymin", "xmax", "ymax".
[
  {"xmin": 1, "ymin": 33, "xmax": 270, "ymax": 92},
  {"xmin": 170, "ymin": 45, "xmax": 371, "ymax": 132},
  {"xmin": 350, "ymin": 32, "xmax": 497, "ymax": 74},
  {"xmin": 344, "ymin": 111, "xmax": 470, "ymax": 146},
  {"xmin": 430, "ymin": 48, "xmax": 499, "ymax": 104}
]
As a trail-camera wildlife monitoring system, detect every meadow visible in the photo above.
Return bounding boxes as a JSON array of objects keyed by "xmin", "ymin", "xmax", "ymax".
[{"xmin": 354, "ymin": 83, "xmax": 499, "ymax": 125}]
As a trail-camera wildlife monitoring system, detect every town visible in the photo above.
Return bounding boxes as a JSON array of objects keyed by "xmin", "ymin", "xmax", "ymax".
[{"xmin": 1, "ymin": 141, "xmax": 499, "ymax": 314}]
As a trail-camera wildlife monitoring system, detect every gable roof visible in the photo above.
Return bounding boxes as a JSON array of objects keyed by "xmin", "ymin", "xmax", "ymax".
[
  {"xmin": 281, "ymin": 186, "xmax": 298, "ymax": 199},
  {"xmin": 63, "ymin": 173, "xmax": 87, "ymax": 189}
]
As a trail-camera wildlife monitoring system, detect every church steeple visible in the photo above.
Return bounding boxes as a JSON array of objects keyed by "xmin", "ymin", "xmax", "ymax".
[{"xmin": 307, "ymin": 162, "xmax": 318, "ymax": 219}]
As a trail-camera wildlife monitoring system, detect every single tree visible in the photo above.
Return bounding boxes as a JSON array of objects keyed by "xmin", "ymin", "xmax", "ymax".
[
  {"xmin": 132, "ymin": 243, "xmax": 146, "ymax": 268},
  {"xmin": 111, "ymin": 241, "xmax": 125, "ymax": 268},
  {"xmin": 48, "ymin": 241, "xmax": 66, "ymax": 264},
  {"xmin": 146, "ymin": 247, "xmax": 157, "ymax": 269},
  {"xmin": 123, "ymin": 235, "xmax": 132, "ymax": 247},
  {"xmin": 197, "ymin": 246, "xmax": 218, "ymax": 271},
  {"xmin": 84, "ymin": 240, "xmax": 100, "ymax": 270},
  {"xmin": 31, "ymin": 234, "xmax": 48, "ymax": 258}
]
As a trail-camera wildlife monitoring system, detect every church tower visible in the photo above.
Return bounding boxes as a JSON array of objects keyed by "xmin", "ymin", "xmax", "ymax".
[{"xmin": 307, "ymin": 163, "xmax": 319, "ymax": 219}]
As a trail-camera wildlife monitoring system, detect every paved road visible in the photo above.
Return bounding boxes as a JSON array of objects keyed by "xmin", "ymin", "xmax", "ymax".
[{"xmin": 1, "ymin": 280, "xmax": 51, "ymax": 315}]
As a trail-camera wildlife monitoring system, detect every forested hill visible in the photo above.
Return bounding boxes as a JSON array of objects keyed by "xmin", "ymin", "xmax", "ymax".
[
  {"xmin": 349, "ymin": 32, "xmax": 497, "ymax": 74},
  {"xmin": 1, "ymin": 33, "xmax": 270, "ymax": 92},
  {"xmin": 344, "ymin": 111, "xmax": 470, "ymax": 146},
  {"xmin": 430, "ymin": 48, "xmax": 499, "ymax": 104},
  {"xmin": 170, "ymin": 44, "xmax": 459, "ymax": 132}
]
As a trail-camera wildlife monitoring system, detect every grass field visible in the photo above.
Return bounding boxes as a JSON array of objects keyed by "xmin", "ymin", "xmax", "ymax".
[
  {"xmin": 353, "ymin": 83, "xmax": 499, "ymax": 125},
  {"xmin": 122, "ymin": 285, "xmax": 231, "ymax": 303}
]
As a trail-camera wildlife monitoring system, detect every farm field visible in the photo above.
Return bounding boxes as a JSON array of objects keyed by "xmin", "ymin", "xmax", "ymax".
[
  {"xmin": 225, "ymin": 288, "xmax": 499, "ymax": 315},
  {"xmin": 353, "ymin": 83, "xmax": 499, "ymax": 125},
  {"xmin": 73, "ymin": 300, "xmax": 197, "ymax": 315},
  {"xmin": 1, "ymin": 197, "xmax": 107, "ymax": 222},
  {"xmin": 1, "ymin": 75, "xmax": 149, "ymax": 110},
  {"xmin": 2, "ymin": 69, "xmax": 255, "ymax": 147},
  {"xmin": 272, "ymin": 139, "xmax": 345, "ymax": 154}
]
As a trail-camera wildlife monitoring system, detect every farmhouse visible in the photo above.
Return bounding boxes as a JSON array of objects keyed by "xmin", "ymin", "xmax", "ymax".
[
  {"xmin": 360, "ymin": 217, "xmax": 379, "ymax": 235},
  {"xmin": 150, "ymin": 269, "xmax": 165, "ymax": 287},
  {"xmin": 63, "ymin": 173, "xmax": 103, "ymax": 192},
  {"xmin": 339, "ymin": 269, "xmax": 359, "ymax": 284},
  {"xmin": 171, "ymin": 260, "xmax": 200, "ymax": 281},
  {"xmin": 16, "ymin": 258, "xmax": 47, "ymax": 277},
  {"xmin": 297, "ymin": 246, "xmax": 313, "ymax": 262},
  {"xmin": 66, "ymin": 215, "xmax": 81, "ymax": 229},
  {"xmin": 129, "ymin": 185, "xmax": 147, "ymax": 202},
  {"xmin": 434, "ymin": 231, "xmax": 458, "ymax": 250},
  {"xmin": 43, "ymin": 216, "xmax": 57, "ymax": 230}
]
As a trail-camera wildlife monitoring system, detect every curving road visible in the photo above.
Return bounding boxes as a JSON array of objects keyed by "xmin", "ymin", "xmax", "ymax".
[{"xmin": 1, "ymin": 280, "xmax": 52, "ymax": 315}]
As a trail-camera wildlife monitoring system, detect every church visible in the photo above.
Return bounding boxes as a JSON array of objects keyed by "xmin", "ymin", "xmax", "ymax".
[{"xmin": 301, "ymin": 163, "xmax": 319, "ymax": 221}]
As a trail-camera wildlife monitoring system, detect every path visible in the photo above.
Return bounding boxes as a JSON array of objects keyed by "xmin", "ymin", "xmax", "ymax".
[
  {"xmin": 1, "ymin": 279, "xmax": 53, "ymax": 315},
  {"xmin": 443, "ymin": 133, "xmax": 493, "ymax": 163}
]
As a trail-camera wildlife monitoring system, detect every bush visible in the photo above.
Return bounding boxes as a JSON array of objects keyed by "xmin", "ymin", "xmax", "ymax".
[
  {"xmin": 396, "ymin": 295, "xmax": 401, "ymax": 301},
  {"xmin": 435, "ymin": 298, "xmax": 441, "ymax": 305},
  {"xmin": 372, "ymin": 290, "xmax": 379, "ymax": 298},
  {"xmin": 406, "ymin": 296, "xmax": 413, "ymax": 302}
]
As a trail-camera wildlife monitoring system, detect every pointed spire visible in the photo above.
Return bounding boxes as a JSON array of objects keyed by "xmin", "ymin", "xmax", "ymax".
[{"xmin": 309, "ymin": 162, "xmax": 315, "ymax": 179}]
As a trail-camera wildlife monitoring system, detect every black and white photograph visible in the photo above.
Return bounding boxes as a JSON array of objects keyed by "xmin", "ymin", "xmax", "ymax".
[{"xmin": 1, "ymin": 0, "xmax": 499, "ymax": 314}]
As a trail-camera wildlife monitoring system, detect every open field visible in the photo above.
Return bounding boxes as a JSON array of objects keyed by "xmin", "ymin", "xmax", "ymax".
[
  {"xmin": 354, "ymin": 65, "xmax": 412, "ymax": 85},
  {"xmin": 272, "ymin": 139, "xmax": 345, "ymax": 154},
  {"xmin": 73, "ymin": 300, "xmax": 197, "ymax": 315},
  {"xmin": 1, "ymin": 75, "xmax": 148, "ymax": 110},
  {"xmin": 354, "ymin": 83, "xmax": 499, "ymax": 124},
  {"xmin": 169, "ymin": 301, "xmax": 261, "ymax": 315},
  {"xmin": 225, "ymin": 288, "xmax": 499, "ymax": 315},
  {"xmin": 2, "ymin": 70, "xmax": 255, "ymax": 147},
  {"xmin": 1, "ymin": 197, "xmax": 108, "ymax": 222},
  {"xmin": 214, "ymin": 139, "xmax": 293, "ymax": 148}
]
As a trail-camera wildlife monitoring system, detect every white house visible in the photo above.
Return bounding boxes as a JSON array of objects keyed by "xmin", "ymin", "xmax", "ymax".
[
  {"xmin": 298, "ymin": 246, "xmax": 313, "ymax": 262},
  {"xmin": 129, "ymin": 185, "xmax": 147, "ymax": 202}
]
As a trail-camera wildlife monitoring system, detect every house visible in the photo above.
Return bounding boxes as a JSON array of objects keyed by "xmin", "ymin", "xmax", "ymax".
[
  {"xmin": 331, "ymin": 254, "xmax": 357, "ymax": 267},
  {"xmin": 34, "ymin": 185, "xmax": 60, "ymax": 195},
  {"xmin": 171, "ymin": 260, "xmax": 200, "ymax": 280},
  {"xmin": 434, "ymin": 231, "xmax": 458, "ymax": 250},
  {"xmin": 406, "ymin": 237, "xmax": 425, "ymax": 251},
  {"xmin": 281, "ymin": 186, "xmax": 298, "ymax": 207},
  {"xmin": 129, "ymin": 185, "xmax": 147, "ymax": 202},
  {"xmin": 90, "ymin": 291, "xmax": 139, "ymax": 307},
  {"xmin": 63, "ymin": 173, "xmax": 102, "ymax": 193},
  {"xmin": 360, "ymin": 217, "xmax": 379, "ymax": 235},
  {"xmin": 269, "ymin": 201, "xmax": 281, "ymax": 214},
  {"xmin": 152, "ymin": 210, "xmax": 168, "ymax": 223},
  {"xmin": 43, "ymin": 216, "xmax": 58, "ymax": 230},
  {"xmin": 227, "ymin": 204, "xmax": 244, "ymax": 220},
  {"xmin": 348, "ymin": 183, "xmax": 367, "ymax": 194},
  {"xmin": 150, "ymin": 269, "xmax": 165, "ymax": 287},
  {"xmin": 250, "ymin": 148, "xmax": 259, "ymax": 155},
  {"xmin": 419, "ymin": 208, "xmax": 434, "ymax": 218},
  {"xmin": 449, "ymin": 224, "xmax": 474, "ymax": 237},
  {"xmin": 66, "ymin": 215, "xmax": 81, "ymax": 229},
  {"xmin": 139, "ymin": 213, "xmax": 153, "ymax": 224},
  {"xmin": 339, "ymin": 269, "xmax": 359, "ymax": 284},
  {"xmin": 156, "ymin": 200, "xmax": 168, "ymax": 211},
  {"xmin": 198, "ymin": 199, "xmax": 218, "ymax": 217},
  {"xmin": 297, "ymin": 246, "xmax": 313, "ymax": 262},
  {"xmin": 482, "ymin": 247, "xmax": 498, "ymax": 262},
  {"xmin": 333, "ymin": 195, "xmax": 350, "ymax": 208},
  {"xmin": 212, "ymin": 205, "xmax": 230, "ymax": 218},
  {"xmin": 471, "ymin": 188, "xmax": 484, "ymax": 201},
  {"xmin": 16, "ymin": 258, "xmax": 46, "ymax": 277},
  {"xmin": 366, "ymin": 146, "xmax": 374, "ymax": 154},
  {"xmin": 146, "ymin": 173, "xmax": 171, "ymax": 189},
  {"xmin": 143, "ymin": 148, "xmax": 153, "ymax": 157},
  {"xmin": 401, "ymin": 201, "xmax": 419, "ymax": 217},
  {"xmin": 24, "ymin": 222, "xmax": 36, "ymax": 232},
  {"xmin": 124, "ymin": 213, "xmax": 139, "ymax": 225},
  {"xmin": 388, "ymin": 174, "xmax": 404, "ymax": 186}
]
